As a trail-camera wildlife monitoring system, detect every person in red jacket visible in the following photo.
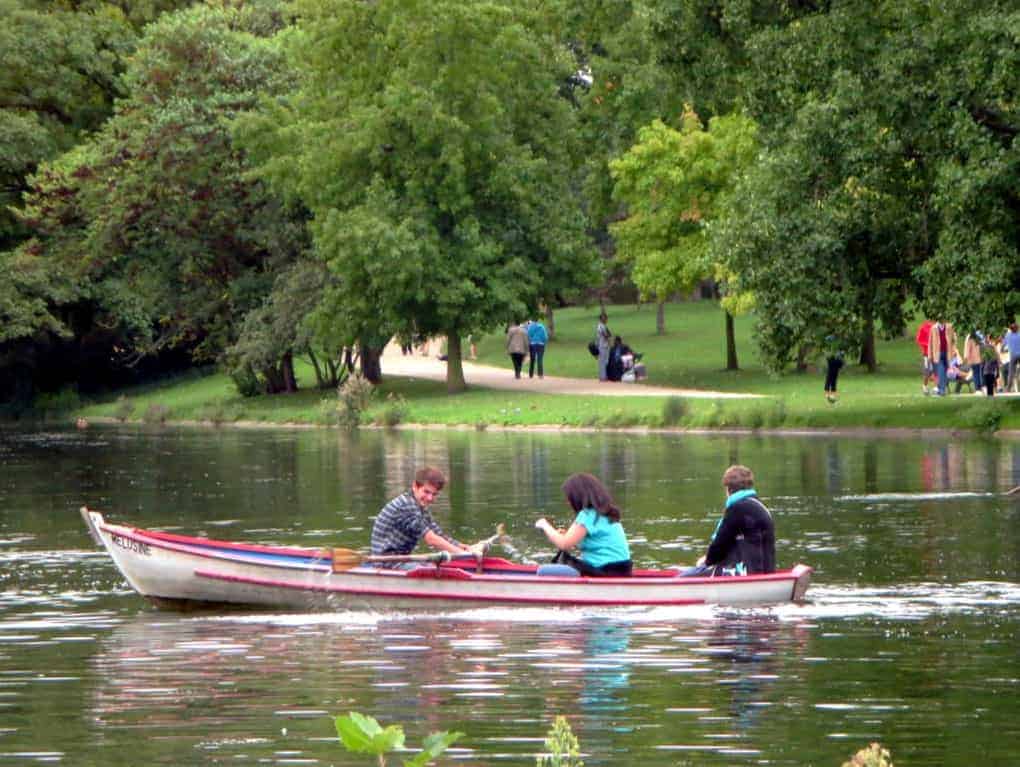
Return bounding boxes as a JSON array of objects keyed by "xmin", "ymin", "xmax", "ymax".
[{"xmin": 916, "ymin": 320, "xmax": 934, "ymax": 395}]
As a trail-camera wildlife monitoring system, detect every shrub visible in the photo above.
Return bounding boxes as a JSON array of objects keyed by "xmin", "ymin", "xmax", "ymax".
[
  {"xmin": 766, "ymin": 398, "xmax": 787, "ymax": 427},
  {"xmin": 142, "ymin": 404, "xmax": 170, "ymax": 424},
  {"xmin": 230, "ymin": 366, "xmax": 261, "ymax": 398},
  {"xmin": 337, "ymin": 374, "xmax": 375, "ymax": 429},
  {"xmin": 744, "ymin": 404, "xmax": 766, "ymax": 429},
  {"xmin": 377, "ymin": 393, "xmax": 409, "ymax": 427},
  {"xmin": 961, "ymin": 399, "xmax": 1005, "ymax": 434},
  {"xmin": 704, "ymin": 402, "xmax": 723, "ymax": 427},
  {"xmin": 32, "ymin": 387, "xmax": 81, "ymax": 414},
  {"xmin": 114, "ymin": 396, "xmax": 135, "ymax": 423},
  {"xmin": 662, "ymin": 396, "xmax": 687, "ymax": 426}
]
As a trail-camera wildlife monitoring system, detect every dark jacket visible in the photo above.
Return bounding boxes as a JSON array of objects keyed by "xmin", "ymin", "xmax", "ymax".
[{"xmin": 705, "ymin": 492, "xmax": 776, "ymax": 575}]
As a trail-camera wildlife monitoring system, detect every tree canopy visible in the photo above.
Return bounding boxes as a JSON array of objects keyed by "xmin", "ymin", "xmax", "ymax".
[{"xmin": 236, "ymin": 0, "xmax": 598, "ymax": 391}]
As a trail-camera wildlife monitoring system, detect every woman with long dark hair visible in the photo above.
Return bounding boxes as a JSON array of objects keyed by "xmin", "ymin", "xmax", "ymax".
[{"xmin": 535, "ymin": 473, "xmax": 632, "ymax": 576}]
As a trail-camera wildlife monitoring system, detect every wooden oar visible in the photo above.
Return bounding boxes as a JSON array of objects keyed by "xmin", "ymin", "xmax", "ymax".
[
  {"xmin": 1006, "ymin": 486, "xmax": 1020, "ymax": 496},
  {"xmin": 328, "ymin": 524, "xmax": 509, "ymax": 574},
  {"xmin": 328, "ymin": 549, "xmax": 451, "ymax": 573}
]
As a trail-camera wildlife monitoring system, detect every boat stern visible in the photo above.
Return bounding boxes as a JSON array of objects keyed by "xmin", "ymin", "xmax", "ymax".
[{"xmin": 790, "ymin": 563, "xmax": 813, "ymax": 601}]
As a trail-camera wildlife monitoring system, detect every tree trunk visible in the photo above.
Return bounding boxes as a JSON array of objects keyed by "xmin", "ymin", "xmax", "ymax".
[
  {"xmin": 795, "ymin": 345, "xmax": 809, "ymax": 373},
  {"xmin": 282, "ymin": 352, "xmax": 297, "ymax": 393},
  {"xmin": 858, "ymin": 281, "xmax": 877, "ymax": 372},
  {"xmin": 860, "ymin": 318, "xmax": 877, "ymax": 372},
  {"xmin": 656, "ymin": 301, "xmax": 666, "ymax": 335},
  {"xmin": 360, "ymin": 343, "xmax": 382, "ymax": 384},
  {"xmin": 725, "ymin": 310, "xmax": 739, "ymax": 371},
  {"xmin": 445, "ymin": 333, "xmax": 465, "ymax": 393},
  {"xmin": 307, "ymin": 348, "xmax": 325, "ymax": 388},
  {"xmin": 544, "ymin": 304, "xmax": 555, "ymax": 340}
]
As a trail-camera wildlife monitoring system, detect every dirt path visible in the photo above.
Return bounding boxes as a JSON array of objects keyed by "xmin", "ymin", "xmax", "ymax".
[{"xmin": 380, "ymin": 344, "xmax": 760, "ymax": 399}]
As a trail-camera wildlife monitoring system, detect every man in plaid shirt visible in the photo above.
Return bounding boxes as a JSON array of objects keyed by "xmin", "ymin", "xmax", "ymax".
[{"xmin": 370, "ymin": 467, "xmax": 484, "ymax": 559}]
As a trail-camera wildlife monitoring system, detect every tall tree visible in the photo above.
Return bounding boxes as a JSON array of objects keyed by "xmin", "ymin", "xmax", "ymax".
[
  {"xmin": 237, "ymin": 0, "xmax": 597, "ymax": 392},
  {"xmin": 714, "ymin": 0, "xmax": 1019, "ymax": 371},
  {"xmin": 10, "ymin": 0, "xmax": 305, "ymax": 398},
  {"xmin": 610, "ymin": 107, "xmax": 756, "ymax": 365}
]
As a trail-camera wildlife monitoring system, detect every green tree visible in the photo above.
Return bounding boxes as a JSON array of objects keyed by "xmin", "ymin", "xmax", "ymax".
[
  {"xmin": 714, "ymin": 0, "xmax": 1019, "ymax": 372},
  {"xmin": 237, "ymin": 0, "xmax": 597, "ymax": 393},
  {"xmin": 16, "ymin": 1, "xmax": 304, "ymax": 380},
  {"xmin": 610, "ymin": 107, "xmax": 756, "ymax": 366}
]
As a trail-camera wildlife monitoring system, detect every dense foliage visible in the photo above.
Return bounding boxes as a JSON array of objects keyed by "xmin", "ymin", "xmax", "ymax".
[{"xmin": 1, "ymin": 0, "xmax": 1017, "ymax": 407}]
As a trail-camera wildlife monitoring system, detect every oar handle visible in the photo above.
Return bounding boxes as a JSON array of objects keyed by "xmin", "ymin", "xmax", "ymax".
[{"xmin": 363, "ymin": 551, "xmax": 452, "ymax": 564}]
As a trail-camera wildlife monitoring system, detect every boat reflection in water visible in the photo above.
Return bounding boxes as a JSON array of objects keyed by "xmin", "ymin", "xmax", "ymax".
[{"xmin": 89, "ymin": 609, "xmax": 815, "ymax": 765}]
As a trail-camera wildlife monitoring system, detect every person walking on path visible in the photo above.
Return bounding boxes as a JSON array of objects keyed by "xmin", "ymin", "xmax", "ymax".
[
  {"xmin": 595, "ymin": 311, "xmax": 612, "ymax": 381},
  {"xmin": 506, "ymin": 322, "xmax": 529, "ymax": 379},
  {"xmin": 527, "ymin": 318, "xmax": 548, "ymax": 379},
  {"xmin": 1002, "ymin": 322, "xmax": 1020, "ymax": 392},
  {"xmin": 927, "ymin": 319, "xmax": 957, "ymax": 396}
]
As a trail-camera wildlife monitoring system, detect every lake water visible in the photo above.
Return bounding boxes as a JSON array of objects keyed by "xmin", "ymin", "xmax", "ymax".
[{"xmin": 1, "ymin": 425, "xmax": 1018, "ymax": 766}]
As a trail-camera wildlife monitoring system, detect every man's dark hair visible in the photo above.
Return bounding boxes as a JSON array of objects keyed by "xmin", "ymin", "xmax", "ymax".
[{"xmin": 414, "ymin": 466, "xmax": 446, "ymax": 490}]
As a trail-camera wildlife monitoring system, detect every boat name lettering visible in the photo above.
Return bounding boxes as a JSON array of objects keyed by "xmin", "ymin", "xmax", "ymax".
[{"xmin": 112, "ymin": 534, "xmax": 151, "ymax": 556}]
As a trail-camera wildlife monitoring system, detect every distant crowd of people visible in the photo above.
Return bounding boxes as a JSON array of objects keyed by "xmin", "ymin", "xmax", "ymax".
[{"xmin": 916, "ymin": 319, "xmax": 1020, "ymax": 397}]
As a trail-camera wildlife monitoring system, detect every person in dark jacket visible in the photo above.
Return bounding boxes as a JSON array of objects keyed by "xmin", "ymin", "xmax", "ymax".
[{"xmin": 682, "ymin": 464, "xmax": 775, "ymax": 576}]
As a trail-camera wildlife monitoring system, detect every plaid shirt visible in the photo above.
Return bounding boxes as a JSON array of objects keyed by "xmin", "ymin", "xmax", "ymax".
[{"xmin": 370, "ymin": 491, "xmax": 456, "ymax": 556}]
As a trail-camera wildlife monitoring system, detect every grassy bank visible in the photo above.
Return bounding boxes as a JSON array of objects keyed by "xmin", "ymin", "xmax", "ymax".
[{"xmin": 71, "ymin": 302, "xmax": 1020, "ymax": 432}]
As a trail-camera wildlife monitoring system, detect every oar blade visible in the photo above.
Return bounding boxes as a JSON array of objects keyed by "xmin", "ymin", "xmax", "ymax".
[{"xmin": 329, "ymin": 547, "xmax": 364, "ymax": 573}]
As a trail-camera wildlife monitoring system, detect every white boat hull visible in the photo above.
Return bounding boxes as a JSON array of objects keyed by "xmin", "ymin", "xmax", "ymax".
[{"xmin": 82, "ymin": 509, "xmax": 812, "ymax": 609}]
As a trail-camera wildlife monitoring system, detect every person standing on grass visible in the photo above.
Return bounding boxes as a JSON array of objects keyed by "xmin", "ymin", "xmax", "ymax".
[
  {"xmin": 527, "ymin": 318, "xmax": 548, "ymax": 379},
  {"xmin": 506, "ymin": 322, "xmax": 529, "ymax": 379},
  {"xmin": 916, "ymin": 319, "xmax": 934, "ymax": 395},
  {"xmin": 1002, "ymin": 322, "xmax": 1020, "ymax": 392},
  {"xmin": 823, "ymin": 335, "xmax": 845, "ymax": 404},
  {"xmin": 927, "ymin": 319, "xmax": 956, "ymax": 396},
  {"xmin": 981, "ymin": 337, "xmax": 1001, "ymax": 397},
  {"xmin": 595, "ymin": 311, "xmax": 612, "ymax": 381},
  {"xmin": 964, "ymin": 331, "xmax": 985, "ymax": 396}
]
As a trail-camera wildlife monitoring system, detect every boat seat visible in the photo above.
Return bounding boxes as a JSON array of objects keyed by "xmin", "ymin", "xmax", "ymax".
[{"xmin": 535, "ymin": 563, "xmax": 581, "ymax": 577}]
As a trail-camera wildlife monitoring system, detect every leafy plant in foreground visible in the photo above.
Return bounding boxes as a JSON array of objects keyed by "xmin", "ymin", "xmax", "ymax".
[
  {"xmin": 841, "ymin": 742, "xmax": 893, "ymax": 767},
  {"xmin": 334, "ymin": 711, "xmax": 462, "ymax": 767},
  {"xmin": 536, "ymin": 716, "xmax": 583, "ymax": 767}
]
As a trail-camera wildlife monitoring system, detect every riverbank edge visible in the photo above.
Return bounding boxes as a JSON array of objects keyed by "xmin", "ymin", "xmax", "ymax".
[{"xmin": 69, "ymin": 415, "xmax": 1020, "ymax": 440}]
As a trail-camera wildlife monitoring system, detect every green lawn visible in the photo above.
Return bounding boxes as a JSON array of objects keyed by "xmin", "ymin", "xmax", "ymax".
[{"xmin": 73, "ymin": 302, "xmax": 1020, "ymax": 432}]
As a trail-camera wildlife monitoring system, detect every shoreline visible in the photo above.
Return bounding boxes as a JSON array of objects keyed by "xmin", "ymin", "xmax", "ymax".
[{"xmin": 58, "ymin": 415, "xmax": 1020, "ymax": 440}]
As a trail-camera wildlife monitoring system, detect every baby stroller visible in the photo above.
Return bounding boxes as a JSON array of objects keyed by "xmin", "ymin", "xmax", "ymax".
[{"xmin": 620, "ymin": 349, "xmax": 647, "ymax": 382}]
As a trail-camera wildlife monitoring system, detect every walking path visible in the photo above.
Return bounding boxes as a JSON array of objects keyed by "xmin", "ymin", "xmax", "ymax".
[{"xmin": 380, "ymin": 344, "xmax": 760, "ymax": 399}]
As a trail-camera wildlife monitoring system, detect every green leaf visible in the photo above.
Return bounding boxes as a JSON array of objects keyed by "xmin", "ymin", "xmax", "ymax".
[
  {"xmin": 334, "ymin": 712, "xmax": 405, "ymax": 756},
  {"xmin": 403, "ymin": 730, "xmax": 464, "ymax": 767}
]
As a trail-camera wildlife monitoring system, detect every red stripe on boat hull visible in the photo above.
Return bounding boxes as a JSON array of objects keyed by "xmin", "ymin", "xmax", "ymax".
[{"xmin": 194, "ymin": 569, "xmax": 707, "ymax": 607}]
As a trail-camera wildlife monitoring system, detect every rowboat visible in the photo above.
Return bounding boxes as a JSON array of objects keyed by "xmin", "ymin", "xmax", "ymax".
[{"xmin": 81, "ymin": 508, "xmax": 813, "ymax": 609}]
